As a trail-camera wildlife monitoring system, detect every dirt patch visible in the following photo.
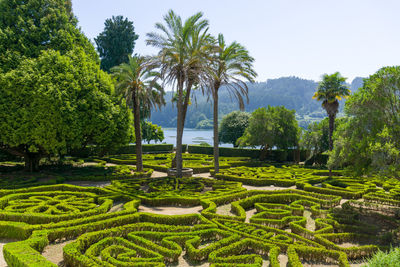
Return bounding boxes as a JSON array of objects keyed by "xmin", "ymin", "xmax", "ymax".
[
  {"xmin": 42, "ymin": 239, "xmax": 75, "ymax": 266},
  {"xmin": 243, "ymin": 185, "xmax": 296, "ymax": 191},
  {"xmin": 0, "ymin": 239, "xmax": 18, "ymax": 267},
  {"xmin": 193, "ymin": 173, "xmax": 213, "ymax": 179},
  {"xmin": 304, "ymin": 210, "xmax": 316, "ymax": 231},
  {"xmin": 278, "ymin": 254, "xmax": 288, "ymax": 266},
  {"xmin": 151, "ymin": 171, "xmax": 168, "ymax": 178},
  {"xmin": 64, "ymin": 181, "xmax": 111, "ymax": 187},
  {"xmin": 245, "ymin": 208, "xmax": 257, "ymax": 223},
  {"xmin": 138, "ymin": 205, "xmax": 202, "ymax": 215},
  {"xmin": 108, "ymin": 201, "xmax": 125, "ymax": 213},
  {"xmin": 216, "ymin": 204, "xmax": 236, "ymax": 217}
]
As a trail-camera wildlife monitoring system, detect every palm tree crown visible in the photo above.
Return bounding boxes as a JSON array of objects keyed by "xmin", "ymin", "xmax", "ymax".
[
  {"xmin": 146, "ymin": 10, "xmax": 213, "ymax": 177},
  {"xmin": 313, "ymin": 72, "xmax": 350, "ymax": 116},
  {"xmin": 112, "ymin": 56, "xmax": 164, "ymax": 113},
  {"xmin": 111, "ymin": 55, "xmax": 164, "ymax": 172},
  {"xmin": 208, "ymin": 33, "xmax": 257, "ymax": 108},
  {"xmin": 206, "ymin": 33, "xmax": 257, "ymax": 173}
]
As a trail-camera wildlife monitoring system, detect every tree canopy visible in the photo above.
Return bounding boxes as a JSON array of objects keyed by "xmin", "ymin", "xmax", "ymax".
[
  {"xmin": 0, "ymin": 0, "xmax": 133, "ymax": 171},
  {"xmin": 142, "ymin": 121, "xmax": 164, "ymax": 144},
  {"xmin": 219, "ymin": 111, "xmax": 250, "ymax": 147},
  {"xmin": 329, "ymin": 67, "xmax": 400, "ymax": 175},
  {"xmin": 95, "ymin": 15, "xmax": 139, "ymax": 72},
  {"xmin": 237, "ymin": 106, "xmax": 299, "ymax": 152},
  {"xmin": 0, "ymin": 0, "xmax": 97, "ymax": 72}
]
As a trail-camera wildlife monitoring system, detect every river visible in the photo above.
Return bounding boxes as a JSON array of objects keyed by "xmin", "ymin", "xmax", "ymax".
[{"xmin": 150, "ymin": 128, "xmax": 233, "ymax": 147}]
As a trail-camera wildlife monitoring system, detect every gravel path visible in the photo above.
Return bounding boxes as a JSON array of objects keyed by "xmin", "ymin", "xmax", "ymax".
[
  {"xmin": 42, "ymin": 240, "xmax": 74, "ymax": 266},
  {"xmin": 138, "ymin": 205, "xmax": 203, "ymax": 215},
  {"xmin": 0, "ymin": 239, "xmax": 17, "ymax": 267}
]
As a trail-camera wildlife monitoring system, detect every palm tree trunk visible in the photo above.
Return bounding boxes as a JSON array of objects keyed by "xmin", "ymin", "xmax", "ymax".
[
  {"xmin": 133, "ymin": 92, "xmax": 143, "ymax": 172},
  {"xmin": 175, "ymin": 78, "xmax": 184, "ymax": 178},
  {"xmin": 328, "ymin": 113, "xmax": 335, "ymax": 176},
  {"xmin": 213, "ymin": 89, "xmax": 220, "ymax": 174}
]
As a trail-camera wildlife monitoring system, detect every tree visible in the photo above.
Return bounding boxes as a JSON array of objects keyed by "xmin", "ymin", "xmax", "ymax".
[
  {"xmin": 237, "ymin": 108, "xmax": 274, "ymax": 159},
  {"xmin": 329, "ymin": 67, "xmax": 400, "ymax": 176},
  {"xmin": 313, "ymin": 72, "xmax": 350, "ymax": 152},
  {"xmin": 0, "ymin": 0, "xmax": 132, "ymax": 171},
  {"xmin": 0, "ymin": 49, "xmax": 132, "ymax": 171},
  {"xmin": 0, "ymin": 0, "xmax": 97, "ymax": 72},
  {"xmin": 301, "ymin": 117, "xmax": 346, "ymax": 157},
  {"xmin": 237, "ymin": 106, "xmax": 299, "ymax": 160},
  {"xmin": 112, "ymin": 56, "xmax": 164, "ymax": 171},
  {"xmin": 146, "ymin": 10, "xmax": 213, "ymax": 177},
  {"xmin": 95, "ymin": 15, "xmax": 139, "ymax": 72},
  {"xmin": 301, "ymin": 118, "xmax": 330, "ymax": 156},
  {"xmin": 219, "ymin": 111, "xmax": 251, "ymax": 147},
  {"xmin": 206, "ymin": 34, "xmax": 257, "ymax": 173},
  {"xmin": 142, "ymin": 121, "xmax": 165, "ymax": 144}
]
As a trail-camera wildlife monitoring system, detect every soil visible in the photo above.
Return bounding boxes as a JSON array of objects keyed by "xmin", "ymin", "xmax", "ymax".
[
  {"xmin": 64, "ymin": 181, "xmax": 111, "ymax": 187},
  {"xmin": 41, "ymin": 239, "xmax": 75, "ymax": 267},
  {"xmin": 215, "ymin": 204, "xmax": 236, "ymax": 216},
  {"xmin": 138, "ymin": 205, "xmax": 203, "ymax": 215},
  {"xmin": 243, "ymin": 185, "xmax": 296, "ymax": 191},
  {"xmin": 108, "ymin": 201, "xmax": 125, "ymax": 213}
]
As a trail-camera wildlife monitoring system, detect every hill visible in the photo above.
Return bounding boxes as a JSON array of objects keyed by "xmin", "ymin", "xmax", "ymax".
[{"xmin": 149, "ymin": 76, "xmax": 365, "ymax": 129}]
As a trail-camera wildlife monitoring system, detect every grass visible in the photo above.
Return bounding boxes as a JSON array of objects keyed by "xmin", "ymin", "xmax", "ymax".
[{"xmin": 364, "ymin": 247, "xmax": 400, "ymax": 267}]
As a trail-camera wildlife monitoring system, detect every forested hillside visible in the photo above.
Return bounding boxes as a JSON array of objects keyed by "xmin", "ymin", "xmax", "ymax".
[{"xmin": 150, "ymin": 76, "xmax": 364, "ymax": 129}]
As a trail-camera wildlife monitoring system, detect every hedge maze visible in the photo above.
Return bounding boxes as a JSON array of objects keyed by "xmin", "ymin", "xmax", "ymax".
[{"xmin": 0, "ymin": 154, "xmax": 399, "ymax": 266}]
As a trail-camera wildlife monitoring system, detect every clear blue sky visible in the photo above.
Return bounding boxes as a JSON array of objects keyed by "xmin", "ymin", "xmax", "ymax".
[{"xmin": 71, "ymin": 0, "xmax": 400, "ymax": 82}]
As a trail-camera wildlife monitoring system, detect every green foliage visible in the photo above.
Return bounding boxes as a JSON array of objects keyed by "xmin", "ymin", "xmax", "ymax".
[
  {"xmin": 301, "ymin": 118, "xmax": 330, "ymax": 154},
  {"xmin": 0, "ymin": 0, "xmax": 98, "ymax": 72},
  {"xmin": 0, "ymin": 162, "xmax": 399, "ymax": 266},
  {"xmin": 238, "ymin": 106, "xmax": 299, "ymax": 151},
  {"xmin": 0, "ymin": 0, "xmax": 132, "ymax": 170},
  {"xmin": 0, "ymin": 49, "xmax": 132, "ymax": 160},
  {"xmin": 141, "ymin": 121, "xmax": 165, "ymax": 144},
  {"xmin": 364, "ymin": 248, "xmax": 400, "ymax": 267},
  {"xmin": 95, "ymin": 15, "xmax": 139, "ymax": 72},
  {"xmin": 329, "ymin": 67, "xmax": 400, "ymax": 175},
  {"xmin": 219, "ymin": 111, "xmax": 250, "ymax": 147}
]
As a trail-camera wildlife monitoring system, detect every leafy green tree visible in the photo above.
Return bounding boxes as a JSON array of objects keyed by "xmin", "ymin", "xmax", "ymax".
[
  {"xmin": 313, "ymin": 72, "xmax": 350, "ymax": 152},
  {"xmin": 301, "ymin": 117, "xmax": 346, "ymax": 157},
  {"xmin": 269, "ymin": 106, "xmax": 300, "ymax": 150},
  {"xmin": 301, "ymin": 118, "xmax": 330, "ymax": 155},
  {"xmin": 0, "ymin": 0, "xmax": 132, "ymax": 171},
  {"xmin": 112, "ymin": 56, "xmax": 164, "ymax": 171},
  {"xmin": 142, "ymin": 121, "xmax": 165, "ymax": 144},
  {"xmin": 329, "ymin": 67, "xmax": 400, "ymax": 175},
  {"xmin": 206, "ymin": 34, "xmax": 257, "ymax": 173},
  {"xmin": 237, "ymin": 108, "xmax": 274, "ymax": 159},
  {"xmin": 146, "ymin": 10, "xmax": 213, "ymax": 177},
  {"xmin": 238, "ymin": 106, "xmax": 299, "ymax": 160},
  {"xmin": 0, "ymin": 49, "xmax": 132, "ymax": 171},
  {"xmin": 219, "ymin": 111, "xmax": 251, "ymax": 147},
  {"xmin": 95, "ymin": 15, "xmax": 139, "ymax": 72},
  {"xmin": 0, "ymin": 0, "xmax": 97, "ymax": 72}
]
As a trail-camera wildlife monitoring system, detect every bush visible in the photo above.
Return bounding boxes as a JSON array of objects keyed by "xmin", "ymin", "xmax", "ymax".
[{"xmin": 365, "ymin": 248, "xmax": 400, "ymax": 267}]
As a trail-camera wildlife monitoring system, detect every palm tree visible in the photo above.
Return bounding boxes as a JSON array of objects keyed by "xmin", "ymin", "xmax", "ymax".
[
  {"xmin": 313, "ymin": 72, "xmax": 350, "ymax": 174},
  {"xmin": 206, "ymin": 34, "xmax": 256, "ymax": 173},
  {"xmin": 111, "ymin": 55, "xmax": 164, "ymax": 172},
  {"xmin": 146, "ymin": 10, "xmax": 213, "ymax": 178}
]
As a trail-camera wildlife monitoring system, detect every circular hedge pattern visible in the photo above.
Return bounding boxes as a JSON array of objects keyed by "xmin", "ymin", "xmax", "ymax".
[
  {"xmin": 0, "ymin": 162, "xmax": 400, "ymax": 267},
  {"xmin": 3, "ymin": 194, "xmax": 98, "ymax": 215}
]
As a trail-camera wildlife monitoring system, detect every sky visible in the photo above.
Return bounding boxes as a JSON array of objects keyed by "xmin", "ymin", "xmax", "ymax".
[{"xmin": 71, "ymin": 0, "xmax": 400, "ymax": 82}]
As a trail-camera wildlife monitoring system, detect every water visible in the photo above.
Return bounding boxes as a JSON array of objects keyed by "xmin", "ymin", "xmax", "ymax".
[{"xmin": 153, "ymin": 128, "xmax": 232, "ymax": 147}]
